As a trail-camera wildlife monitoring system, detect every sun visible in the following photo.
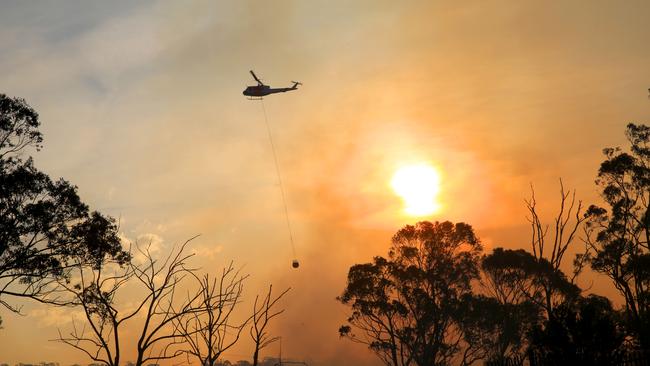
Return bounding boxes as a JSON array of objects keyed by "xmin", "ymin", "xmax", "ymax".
[{"xmin": 391, "ymin": 164, "xmax": 442, "ymax": 216}]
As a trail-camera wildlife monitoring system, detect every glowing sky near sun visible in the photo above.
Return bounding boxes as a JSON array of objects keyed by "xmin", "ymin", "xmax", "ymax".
[{"xmin": 391, "ymin": 164, "xmax": 441, "ymax": 216}]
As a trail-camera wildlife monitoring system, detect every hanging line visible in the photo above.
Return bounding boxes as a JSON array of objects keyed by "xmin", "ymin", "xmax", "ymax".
[{"xmin": 260, "ymin": 99, "xmax": 297, "ymax": 258}]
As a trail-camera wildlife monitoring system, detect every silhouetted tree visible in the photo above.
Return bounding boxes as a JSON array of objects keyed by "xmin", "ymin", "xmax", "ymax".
[
  {"xmin": 469, "ymin": 180, "xmax": 587, "ymax": 360},
  {"xmin": 0, "ymin": 94, "xmax": 42, "ymax": 157},
  {"xmin": 0, "ymin": 94, "xmax": 127, "ymax": 316},
  {"xmin": 56, "ymin": 238, "xmax": 208, "ymax": 366},
  {"xmin": 481, "ymin": 247, "xmax": 579, "ymax": 316},
  {"xmin": 525, "ymin": 182, "xmax": 587, "ymax": 317},
  {"xmin": 473, "ymin": 184, "xmax": 586, "ymax": 360},
  {"xmin": 338, "ymin": 221, "xmax": 483, "ymax": 366},
  {"xmin": 250, "ymin": 285, "xmax": 290, "ymax": 366},
  {"xmin": 176, "ymin": 262, "xmax": 251, "ymax": 366},
  {"xmin": 528, "ymin": 294, "xmax": 625, "ymax": 365},
  {"xmin": 585, "ymin": 123, "xmax": 650, "ymax": 348},
  {"xmin": 457, "ymin": 291, "xmax": 538, "ymax": 362}
]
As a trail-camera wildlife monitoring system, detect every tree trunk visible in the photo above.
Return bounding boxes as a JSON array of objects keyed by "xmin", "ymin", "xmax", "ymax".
[{"xmin": 252, "ymin": 345, "xmax": 259, "ymax": 366}]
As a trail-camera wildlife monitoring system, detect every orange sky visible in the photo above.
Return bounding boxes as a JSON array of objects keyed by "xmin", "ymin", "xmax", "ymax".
[{"xmin": 1, "ymin": 1, "xmax": 650, "ymax": 365}]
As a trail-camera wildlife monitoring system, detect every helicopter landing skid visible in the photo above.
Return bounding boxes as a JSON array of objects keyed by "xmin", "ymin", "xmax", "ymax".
[{"xmin": 247, "ymin": 97, "xmax": 264, "ymax": 101}]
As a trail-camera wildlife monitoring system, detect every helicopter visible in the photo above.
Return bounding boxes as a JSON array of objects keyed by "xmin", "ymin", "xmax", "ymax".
[{"xmin": 243, "ymin": 70, "xmax": 301, "ymax": 99}]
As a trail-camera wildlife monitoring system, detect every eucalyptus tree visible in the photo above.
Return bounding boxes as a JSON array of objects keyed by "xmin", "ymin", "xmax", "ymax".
[
  {"xmin": 477, "ymin": 183, "xmax": 587, "ymax": 359},
  {"xmin": 338, "ymin": 221, "xmax": 483, "ymax": 366},
  {"xmin": 586, "ymin": 123, "xmax": 650, "ymax": 347},
  {"xmin": 480, "ymin": 248, "xmax": 575, "ymax": 360},
  {"xmin": 0, "ymin": 94, "xmax": 127, "ymax": 318},
  {"xmin": 528, "ymin": 294, "xmax": 625, "ymax": 365}
]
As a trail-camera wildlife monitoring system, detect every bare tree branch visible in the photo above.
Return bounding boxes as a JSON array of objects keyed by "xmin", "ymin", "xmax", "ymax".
[
  {"xmin": 174, "ymin": 261, "xmax": 251, "ymax": 366},
  {"xmin": 251, "ymin": 285, "xmax": 290, "ymax": 366},
  {"xmin": 54, "ymin": 236, "xmax": 207, "ymax": 366}
]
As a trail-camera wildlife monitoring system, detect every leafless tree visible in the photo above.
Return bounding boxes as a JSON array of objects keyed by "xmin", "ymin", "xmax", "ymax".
[
  {"xmin": 474, "ymin": 181, "xmax": 589, "ymax": 360},
  {"xmin": 56, "ymin": 236, "xmax": 208, "ymax": 366},
  {"xmin": 527, "ymin": 180, "xmax": 588, "ymax": 277},
  {"xmin": 176, "ymin": 262, "xmax": 250, "ymax": 366},
  {"xmin": 524, "ymin": 179, "xmax": 587, "ymax": 315},
  {"xmin": 250, "ymin": 285, "xmax": 290, "ymax": 366}
]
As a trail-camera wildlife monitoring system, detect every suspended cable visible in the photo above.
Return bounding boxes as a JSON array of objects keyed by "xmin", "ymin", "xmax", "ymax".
[{"xmin": 260, "ymin": 99, "xmax": 297, "ymax": 259}]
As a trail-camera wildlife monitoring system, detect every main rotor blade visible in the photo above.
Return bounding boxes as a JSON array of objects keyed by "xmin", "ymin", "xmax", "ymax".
[{"xmin": 250, "ymin": 70, "xmax": 263, "ymax": 84}]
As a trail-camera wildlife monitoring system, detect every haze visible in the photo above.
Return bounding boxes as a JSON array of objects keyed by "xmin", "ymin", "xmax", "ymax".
[{"xmin": 1, "ymin": 1, "xmax": 650, "ymax": 365}]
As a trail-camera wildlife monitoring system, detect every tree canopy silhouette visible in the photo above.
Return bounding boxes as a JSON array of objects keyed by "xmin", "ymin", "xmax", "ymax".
[
  {"xmin": 0, "ymin": 94, "xmax": 128, "ymax": 316},
  {"xmin": 338, "ymin": 221, "xmax": 483, "ymax": 366},
  {"xmin": 479, "ymin": 249, "xmax": 545, "ymax": 358},
  {"xmin": 481, "ymin": 248, "xmax": 579, "ymax": 317},
  {"xmin": 528, "ymin": 294, "xmax": 625, "ymax": 365},
  {"xmin": 586, "ymin": 123, "xmax": 650, "ymax": 348}
]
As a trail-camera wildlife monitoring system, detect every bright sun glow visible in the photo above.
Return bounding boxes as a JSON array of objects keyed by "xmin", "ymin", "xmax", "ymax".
[{"xmin": 391, "ymin": 164, "xmax": 442, "ymax": 216}]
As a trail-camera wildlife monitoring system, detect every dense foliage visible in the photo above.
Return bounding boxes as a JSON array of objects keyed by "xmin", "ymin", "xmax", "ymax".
[
  {"xmin": 0, "ymin": 94, "xmax": 128, "ymax": 313},
  {"xmin": 528, "ymin": 295, "xmax": 625, "ymax": 365},
  {"xmin": 338, "ymin": 221, "xmax": 484, "ymax": 365},
  {"xmin": 586, "ymin": 123, "xmax": 650, "ymax": 348}
]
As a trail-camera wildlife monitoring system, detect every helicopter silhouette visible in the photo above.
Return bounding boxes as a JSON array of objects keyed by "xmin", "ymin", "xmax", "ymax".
[{"xmin": 243, "ymin": 70, "xmax": 301, "ymax": 99}]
